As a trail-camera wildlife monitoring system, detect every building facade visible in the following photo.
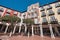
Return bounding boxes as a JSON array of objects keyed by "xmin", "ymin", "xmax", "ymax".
[{"xmin": 0, "ymin": 1, "xmax": 60, "ymax": 39}]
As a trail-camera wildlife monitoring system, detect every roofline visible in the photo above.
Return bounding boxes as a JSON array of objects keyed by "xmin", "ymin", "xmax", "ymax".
[
  {"xmin": 0, "ymin": 1, "xmax": 59, "ymax": 13},
  {"xmin": 40, "ymin": 1, "xmax": 59, "ymax": 7},
  {"xmin": 0, "ymin": 5, "xmax": 22, "ymax": 13}
]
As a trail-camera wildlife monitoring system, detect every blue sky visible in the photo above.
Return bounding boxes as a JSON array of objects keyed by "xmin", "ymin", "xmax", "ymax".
[{"xmin": 0, "ymin": 0, "xmax": 57, "ymax": 12}]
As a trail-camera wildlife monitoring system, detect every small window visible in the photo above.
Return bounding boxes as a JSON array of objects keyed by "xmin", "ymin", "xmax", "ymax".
[
  {"xmin": 40, "ymin": 7, "xmax": 45, "ymax": 11},
  {"xmin": 50, "ymin": 16, "xmax": 56, "ymax": 21},
  {"xmin": 34, "ymin": 18, "xmax": 39, "ymax": 24},
  {"xmin": 34, "ymin": 12, "xmax": 38, "ymax": 17},
  {"xmin": 57, "ymin": 8, "xmax": 60, "ymax": 14},
  {"xmin": 48, "ymin": 9, "xmax": 54, "ymax": 16},
  {"xmin": 0, "ymin": 8, "xmax": 4, "ymax": 12},
  {"xmin": 50, "ymin": 16, "xmax": 58, "ymax": 24},
  {"xmin": 42, "ymin": 18, "xmax": 47, "ymax": 23},
  {"xmin": 31, "ymin": 13, "xmax": 37, "ymax": 18},
  {"xmin": 41, "ymin": 11, "xmax": 46, "ymax": 17},
  {"xmin": 47, "ymin": 5, "xmax": 52, "ymax": 10},
  {"xmin": 55, "ymin": 3, "xmax": 60, "ymax": 8}
]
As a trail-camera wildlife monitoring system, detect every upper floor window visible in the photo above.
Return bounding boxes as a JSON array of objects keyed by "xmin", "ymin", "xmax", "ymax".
[
  {"xmin": 34, "ymin": 18, "xmax": 39, "ymax": 24},
  {"xmin": 40, "ymin": 7, "xmax": 45, "ymax": 11},
  {"xmin": 50, "ymin": 16, "xmax": 58, "ymax": 24},
  {"xmin": 0, "ymin": 12, "xmax": 2, "ymax": 15},
  {"xmin": 57, "ymin": 8, "xmax": 60, "ymax": 14},
  {"xmin": 41, "ymin": 11, "xmax": 46, "ymax": 17},
  {"xmin": 0, "ymin": 8, "xmax": 4, "ymax": 12},
  {"xmin": 48, "ymin": 9, "xmax": 54, "ymax": 16},
  {"xmin": 42, "ymin": 17, "xmax": 47, "ymax": 23},
  {"xmin": 47, "ymin": 5, "xmax": 52, "ymax": 10},
  {"xmin": 55, "ymin": 3, "xmax": 60, "ymax": 8},
  {"xmin": 50, "ymin": 16, "xmax": 56, "ymax": 21}
]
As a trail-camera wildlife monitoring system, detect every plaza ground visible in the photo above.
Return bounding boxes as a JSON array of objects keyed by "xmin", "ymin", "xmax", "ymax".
[{"xmin": 0, "ymin": 35, "xmax": 60, "ymax": 40}]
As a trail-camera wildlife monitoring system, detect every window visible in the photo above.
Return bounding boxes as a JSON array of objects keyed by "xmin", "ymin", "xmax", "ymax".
[
  {"xmin": 48, "ymin": 9, "xmax": 54, "ymax": 16},
  {"xmin": 50, "ymin": 16, "xmax": 58, "ymax": 24},
  {"xmin": 0, "ymin": 12, "xmax": 2, "ymax": 15},
  {"xmin": 55, "ymin": 3, "xmax": 60, "ymax": 8},
  {"xmin": 47, "ymin": 5, "xmax": 52, "ymax": 10},
  {"xmin": 0, "ymin": 12, "xmax": 2, "ymax": 17},
  {"xmin": 42, "ymin": 18, "xmax": 47, "ymax": 23},
  {"xmin": 31, "ymin": 13, "xmax": 34, "ymax": 17},
  {"xmin": 57, "ymin": 8, "xmax": 60, "ymax": 14},
  {"xmin": 0, "ymin": 8, "xmax": 4, "ymax": 12},
  {"xmin": 41, "ymin": 11, "xmax": 46, "ymax": 17},
  {"xmin": 28, "ymin": 13, "xmax": 31, "ymax": 18},
  {"xmin": 50, "ymin": 16, "xmax": 56, "ymax": 21},
  {"xmin": 31, "ymin": 12, "xmax": 37, "ymax": 18},
  {"xmin": 34, "ymin": 13, "xmax": 38, "ymax": 17},
  {"xmin": 40, "ymin": 7, "xmax": 45, "ymax": 11},
  {"xmin": 34, "ymin": 18, "xmax": 39, "ymax": 24},
  {"xmin": 6, "ymin": 14, "xmax": 10, "ymax": 16}
]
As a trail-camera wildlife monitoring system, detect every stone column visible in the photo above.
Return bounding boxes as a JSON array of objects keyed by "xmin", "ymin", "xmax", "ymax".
[
  {"xmin": 32, "ymin": 25, "xmax": 34, "ymax": 36},
  {"xmin": 13, "ymin": 24, "xmax": 17, "ymax": 34},
  {"xmin": 25, "ymin": 24, "xmax": 27, "ymax": 33},
  {"xmin": 4, "ymin": 23, "xmax": 9, "ymax": 34},
  {"xmin": 40, "ymin": 24, "xmax": 43, "ymax": 37},
  {"xmin": 28, "ymin": 32, "xmax": 30, "ymax": 38},
  {"xmin": 49, "ymin": 24, "xmax": 55, "ymax": 38},
  {"xmin": 9, "ymin": 31, "xmax": 12, "ymax": 37},
  {"xmin": 54, "ymin": 27, "xmax": 60, "ymax": 36},
  {"xmin": 19, "ymin": 26, "xmax": 21, "ymax": 33},
  {"xmin": 19, "ymin": 24, "xmax": 22, "ymax": 33}
]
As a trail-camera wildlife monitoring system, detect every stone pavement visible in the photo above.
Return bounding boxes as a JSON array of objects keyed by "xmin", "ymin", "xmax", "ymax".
[{"xmin": 0, "ymin": 35, "xmax": 60, "ymax": 40}]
